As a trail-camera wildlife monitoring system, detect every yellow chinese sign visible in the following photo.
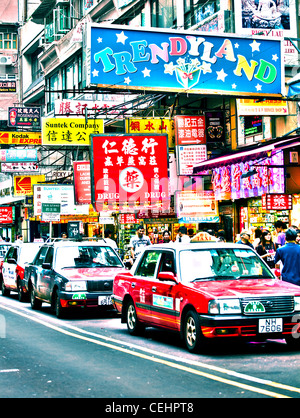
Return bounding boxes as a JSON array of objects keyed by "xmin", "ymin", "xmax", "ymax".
[
  {"xmin": 126, "ymin": 118, "xmax": 175, "ymax": 148},
  {"xmin": 14, "ymin": 175, "xmax": 45, "ymax": 196},
  {"xmin": 0, "ymin": 131, "xmax": 41, "ymax": 145},
  {"xmin": 42, "ymin": 118, "xmax": 104, "ymax": 146}
]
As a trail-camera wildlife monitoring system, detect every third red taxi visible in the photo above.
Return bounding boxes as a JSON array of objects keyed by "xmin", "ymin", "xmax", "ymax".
[{"xmin": 112, "ymin": 242, "xmax": 300, "ymax": 353}]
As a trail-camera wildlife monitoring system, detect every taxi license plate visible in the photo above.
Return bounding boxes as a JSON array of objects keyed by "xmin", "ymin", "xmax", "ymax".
[
  {"xmin": 259, "ymin": 318, "xmax": 283, "ymax": 333},
  {"xmin": 98, "ymin": 296, "xmax": 112, "ymax": 306}
]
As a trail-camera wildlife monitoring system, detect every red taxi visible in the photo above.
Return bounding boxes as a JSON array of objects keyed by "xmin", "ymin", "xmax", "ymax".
[{"xmin": 112, "ymin": 243, "xmax": 300, "ymax": 353}]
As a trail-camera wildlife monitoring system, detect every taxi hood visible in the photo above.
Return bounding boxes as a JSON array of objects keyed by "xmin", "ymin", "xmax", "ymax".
[
  {"xmin": 189, "ymin": 278, "xmax": 300, "ymax": 298},
  {"xmin": 58, "ymin": 267, "xmax": 127, "ymax": 281}
]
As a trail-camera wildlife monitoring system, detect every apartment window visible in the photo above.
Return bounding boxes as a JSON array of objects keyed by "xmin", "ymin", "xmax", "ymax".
[
  {"xmin": 31, "ymin": 50, "xmax": 42, "ymax": 82},
  {"xmin": 184, "ymin": 0, "xmax": 220, "ymax": 29},
  {"xmin": 151, "ymin": 0, "xmax": 176, "ymax": 28},
  {"xmin": 0, "ymin": 33, "xmax": 18, "ymax": 50},
  {"xmin": 47, "ymin": 72, "xmax": 60, "ymax": 112}
]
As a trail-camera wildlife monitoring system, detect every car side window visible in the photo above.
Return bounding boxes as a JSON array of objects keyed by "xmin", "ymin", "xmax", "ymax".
[
  {"xmin": 136, "ymin": 251, "xmax": 161, "ymax": 278},
  {"xmin": 159, "ymin": 252, "xmax": 176, "ymax": 275},
  {"xmin": 35, "ymin": 247, "xmax": 49, "ymax": 267},
  {"xmin": 44, "ymin": 247, "xmax": 54, "ymax": 266},
  {"xmin": 5, "ymin": 247, "xmax": 17, "ymax": 261}
]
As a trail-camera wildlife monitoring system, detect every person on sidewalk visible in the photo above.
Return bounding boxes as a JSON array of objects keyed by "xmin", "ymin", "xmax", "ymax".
[
  {"xmin": 274, "ymin": 228, "xmax": 300, "ymax": 286},
  {"xmin": 237, "ymin": 230, "xmax": 254, "ymax": 249}
]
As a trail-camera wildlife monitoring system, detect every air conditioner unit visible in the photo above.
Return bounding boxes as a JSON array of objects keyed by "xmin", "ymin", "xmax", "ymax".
[{"xmin": 0, "ymin": 56, "xmax": 12, "ymax": 65}]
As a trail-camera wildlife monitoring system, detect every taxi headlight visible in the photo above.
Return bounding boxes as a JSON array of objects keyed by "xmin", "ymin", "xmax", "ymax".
[
  {"xmin": 65, "ymin": 281, "xmax": 87, "ymax": 292},
  {"xmin": 208, "ymin": 299, "xmax": 241, "ymax": 315},
  {"xmin": 294, "ymin": 296, "xmax": 300, "ymax": 311}
]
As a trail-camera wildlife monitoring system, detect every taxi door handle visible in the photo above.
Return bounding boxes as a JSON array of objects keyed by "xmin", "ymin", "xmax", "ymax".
[
  {"xmin": 152, "ymin": 286, "xmax": 156, "ymax": 292},
  {"xmin": 131, "ymin": 282, "xmax": 135, "ymax": 288}
]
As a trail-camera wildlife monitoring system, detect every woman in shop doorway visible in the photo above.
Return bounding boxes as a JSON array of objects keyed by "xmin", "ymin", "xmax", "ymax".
[{"xmin": 256, "ymin": 230, "xmax": 276, "ymax": 269}]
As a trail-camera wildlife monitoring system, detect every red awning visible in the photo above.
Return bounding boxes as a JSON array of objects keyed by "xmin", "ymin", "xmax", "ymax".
[{"xmin": 193, "ymin": 136, "xmax": 300, "ymax": 174}]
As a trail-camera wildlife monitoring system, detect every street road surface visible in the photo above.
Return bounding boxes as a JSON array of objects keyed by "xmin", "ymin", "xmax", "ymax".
[{"xmin": 0, "ymin": 294, "xmax": 300, "ymax": 401}]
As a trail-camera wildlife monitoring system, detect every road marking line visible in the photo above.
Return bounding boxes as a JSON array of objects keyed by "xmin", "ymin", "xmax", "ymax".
[
  {"xmin": 0, "ymin": 303, "xmax": 295, "ymax": 398},
  {"xmin": 0, "ymin": 369, "xmax": 19, "ymax": 373}
]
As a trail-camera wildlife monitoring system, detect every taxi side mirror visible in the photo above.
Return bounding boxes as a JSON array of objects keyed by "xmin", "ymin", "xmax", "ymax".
[{"xmin": 158, "ymin": 272, "xmax": 178, "ymax": 284}]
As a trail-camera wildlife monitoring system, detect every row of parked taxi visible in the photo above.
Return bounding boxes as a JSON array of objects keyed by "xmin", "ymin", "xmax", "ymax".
[{"xmin": 0, "ymin": 239, "xmax": 126, "ymax": 318}]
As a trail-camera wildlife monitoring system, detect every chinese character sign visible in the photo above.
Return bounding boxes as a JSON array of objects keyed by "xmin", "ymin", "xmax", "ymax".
[
  {"xmin": 0, "ymin": 207, "xmax": 13, "ymax": 224},
  {"xmin": 175, "ymin": 116, "xmax": 206, "ymax": 145},
  {"xmin": 90, "ymin": 134, "xmax": 169, "ymax": 212},
  {"xmin": 89, "ymin": 24, "xmax": 283, "ymax": 96},
  {"xmin": 42, "ymin": 118, "xmax": 104, "ymax": 146},
  {"xmin": 127, "ymin": 118, "xmax": 175, "ymax": 148},
  {"xmin": 212, "ymin": 151, "xmax": 285, "ymax": 200}
]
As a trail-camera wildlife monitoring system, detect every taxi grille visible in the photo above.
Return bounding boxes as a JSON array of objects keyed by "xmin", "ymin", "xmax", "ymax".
[
  {"xmin": 87, "ymin": 280, "xmax": 113, "ymax": 292},
  {"xmin": 241, "ymin": 295, "xmax": 294, "ymax": 315}
]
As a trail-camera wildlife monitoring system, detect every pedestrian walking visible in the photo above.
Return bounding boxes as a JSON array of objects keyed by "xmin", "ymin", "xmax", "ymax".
[
  {"xmin": 129, "ymin": 225, "xmax": 151, "ymax": 260},
  {"xmin": 256, "ymin": 230, "xmax": 276, "ymax": 269},
  {"xmin": 161, "ymin": 230, "xmax": 172, "ymax": 243},
  {"xmin": 175, "ymin": 226, "xmax": 190, "ymax": 243},
  {"xmin": 253, "ymin": 228, "xmax": 262, "ymax": 249},
  {"xmin": 104, "ymin": 228, "xmax": 118, "ymax": 250},
  {"xmin": 274, "ymin": 228, "xmax": 300, "ymax": 286},
  {"xmin": 237, "ymin": 230, "xmax": 254, "ymax": 249},
  {"xmin": 274, "ymin": 220, "xmax": 286, "ymax": 248}
]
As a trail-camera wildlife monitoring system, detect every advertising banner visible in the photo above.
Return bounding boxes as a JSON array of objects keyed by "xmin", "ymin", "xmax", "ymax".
[
  {"xmin": 8, "ymin": 107, "xmax": 41, "ymax": 128},
  {"xmin": 90, "ymin": 134, "xmax": 169, "ymax": 212},
  {"xmin": 1, "ymin": 162, "xmax": 39, "ymax": 173},
  {"xmin": 177, "ymin": 144, "xmax": 207, "ymax": 176},
  {"xmin": 34, "ymin": 185, "xmax": 90, "ymax": 216},
  {"xmin": 88, "ymin": 24, "xmax": 283, "ymax": 96},
  {"xmin": 14, "ymin": 175, "xmax": 45, "ymax": 196},
  {"xmin": 234, "ymin": 0, "xmax": 298, "ymax": 65},
  {"xmin": 175, "ymin": 190, "xmax": 219, "ymax": 222},
  {"xmin": 0, "ymin": 131, "xmax": 41, "ymax": 145},
  {"xmin": 73, "ymin": 161, "xmax": 92, "ymax": 204},
  {"xmin": 0, "ymin": 207, "xmax": 13, "ymax": 224},
  {"xmin": 174, "ymin": 115, "xmax": 206, "ymax": 145},
  {"xmin": 42, "ymin": 117, "xmax": 104, "ymax": 145},
  {"xmin": 0, "ymin": 149, "xmax": 38, "ymax": 163},
  {"xmin": 212, "ymin": 150, "xmax": 285, "ymax": 201},
  {"xmin": 0, "ymin": 81, "xmax": 16, "ymax": 92}
]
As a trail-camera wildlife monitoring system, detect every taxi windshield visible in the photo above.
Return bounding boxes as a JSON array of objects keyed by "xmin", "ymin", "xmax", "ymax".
[
  {"xmin": 179, "ymin": 248, "xmax": 274, "ymax": 283},
  {"xmin": 55, "ymin": 245, "xmax": 123, "ymax": 269}
]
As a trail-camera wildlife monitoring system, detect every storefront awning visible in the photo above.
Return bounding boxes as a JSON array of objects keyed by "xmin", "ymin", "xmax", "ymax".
[{"xmin": 193, "ymin": 136, "xmax": 300, "ymax": 174}]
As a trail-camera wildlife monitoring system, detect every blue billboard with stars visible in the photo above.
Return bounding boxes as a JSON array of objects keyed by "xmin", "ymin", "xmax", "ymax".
[{"xmin": 88, "ymin": 24, "xmax": 284, "ymax": 97}]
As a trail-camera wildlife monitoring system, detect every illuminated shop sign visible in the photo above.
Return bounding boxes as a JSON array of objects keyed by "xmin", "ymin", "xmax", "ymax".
[{"xmin": 212, "ymin": 151, "xmax": 284, "ymax": 201}]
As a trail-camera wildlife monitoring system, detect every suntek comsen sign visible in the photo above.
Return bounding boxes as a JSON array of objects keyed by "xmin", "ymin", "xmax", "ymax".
[{"xmin": 87, "ymin": 24, "xmax": 284, "ymax": 96}]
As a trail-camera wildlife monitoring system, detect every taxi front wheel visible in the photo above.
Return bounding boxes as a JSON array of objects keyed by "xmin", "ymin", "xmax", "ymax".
[
  {"xmin": 183, "ymin": 310, "xmax": 206, "ymax": 353},
  {"xmin": 126, "ymin": 300, "xmax": 144, "ymax": 336}
]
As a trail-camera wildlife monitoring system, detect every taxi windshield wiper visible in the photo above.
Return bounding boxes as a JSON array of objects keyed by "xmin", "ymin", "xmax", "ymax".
[{"xmin": 192, "ymin": 275, "xmax": 237, "ymax": 282}]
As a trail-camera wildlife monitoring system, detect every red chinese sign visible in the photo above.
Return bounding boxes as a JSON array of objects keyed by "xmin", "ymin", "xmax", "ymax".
[
  {"xmin": 262, "ymin": 194, "xmax": 293, "ymax": 210},
  {"xmin": 73, "ymin": 161, "xmax": 91, "ymax": 204},
  {"xmin": 175, "ymin": 116, "xmax": 206, "ymax": 145},
  {"xmin": 90, "ymin": 134, "xmax": 169, "ymax": 212},
  {"xmin": 0, "ymin": 207, "xmax": 13, "ymax": 223}
]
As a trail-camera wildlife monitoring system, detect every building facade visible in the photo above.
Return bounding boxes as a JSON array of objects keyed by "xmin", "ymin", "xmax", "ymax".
[{"xmin": 0, "ymin": 0, "xmax": 299, "ymax": 243}]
